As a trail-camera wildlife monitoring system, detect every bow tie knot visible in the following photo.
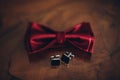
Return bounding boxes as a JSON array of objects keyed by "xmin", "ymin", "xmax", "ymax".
[{"xmin": 56, "ymin": 32, "xmax": 66, "ymax": 44}]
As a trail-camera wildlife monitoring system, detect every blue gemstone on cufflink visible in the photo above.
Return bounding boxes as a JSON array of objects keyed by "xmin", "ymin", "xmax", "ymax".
[
  {"xmin": 50, "ymin": 55, "xmax": 60, "ymax": 66},
  {"xmin": 61, "ymin": 52, "xmax": 75, "ymax": 64}
]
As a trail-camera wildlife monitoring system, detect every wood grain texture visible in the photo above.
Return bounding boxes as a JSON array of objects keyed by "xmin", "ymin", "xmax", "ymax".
[{"xmin": 0, "ymin": 0, "xmax": 120, "ymax": 80}]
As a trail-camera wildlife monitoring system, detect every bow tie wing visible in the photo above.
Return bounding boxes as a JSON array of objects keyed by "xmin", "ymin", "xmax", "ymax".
[
  {"xmin": 24, "ymin": 22, "xmax": 56, "ymax": 54},
  {"xmin": 66, "ymin": 22, "xmax": 94, "ymax": 53}
]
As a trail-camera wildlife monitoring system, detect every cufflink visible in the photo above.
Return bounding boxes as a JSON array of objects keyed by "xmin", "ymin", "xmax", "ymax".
[
  {"xmin": 50, "ymin": 55, "xmax": 60, "ymax": 66},
  {"xmin": 61, "ymin": 52, "xmax": 75, "ymax": 64}
]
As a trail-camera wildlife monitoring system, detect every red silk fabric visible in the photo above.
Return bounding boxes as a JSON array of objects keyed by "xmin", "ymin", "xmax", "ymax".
[{"xmin": 24, "ymin": 22, "xmax": 94, "ymax": 54}]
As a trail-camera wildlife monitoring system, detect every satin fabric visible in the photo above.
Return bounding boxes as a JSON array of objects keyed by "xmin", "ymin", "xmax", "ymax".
[{"xmin": 24, "ymin": 22, "xmax": 94, "ymax": 54}]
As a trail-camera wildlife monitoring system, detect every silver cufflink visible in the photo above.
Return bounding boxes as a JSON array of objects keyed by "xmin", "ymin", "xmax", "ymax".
[
  {"xmin": 61, "ymin": 52, "xmax": 75, "ymax": 64},
  {"xmin": 50, "ymin": 55, "xmax": 60, "ymax": 66}
]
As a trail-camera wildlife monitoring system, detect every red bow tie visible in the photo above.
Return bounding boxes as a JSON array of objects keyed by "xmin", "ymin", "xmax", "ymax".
[{"xmin": 24, "ymin": 22, "xmax": 94, "ymax": 54}]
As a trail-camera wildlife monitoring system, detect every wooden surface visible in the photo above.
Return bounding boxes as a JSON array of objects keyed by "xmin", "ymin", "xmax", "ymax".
[{"xmin": 0, "ymin": 0, "xmax": 120, "ymax": 80}]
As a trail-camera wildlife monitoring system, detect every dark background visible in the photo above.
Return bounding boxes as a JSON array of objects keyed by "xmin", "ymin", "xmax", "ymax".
[{"xmin": 0, "ymin": 0, "xmax": 120, "ymax": 80}]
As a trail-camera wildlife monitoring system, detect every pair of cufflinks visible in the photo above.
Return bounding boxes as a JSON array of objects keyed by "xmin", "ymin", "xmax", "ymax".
[{"xmin": 50, "ymin": 52, "xmax": 75, "ymax": 66}]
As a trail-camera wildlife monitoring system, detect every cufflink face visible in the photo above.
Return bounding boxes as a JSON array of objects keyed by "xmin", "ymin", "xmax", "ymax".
[
  {"xmin": 61, "ymin": 52, "xmax": 74, "ymax": 64},
  {"xmin": 50, "ymin": 55, "xmax": 60, "ymax": 66},
  {"xmin": 61, "ymin": 54, "xmax": 70, "ymax": 64}
]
